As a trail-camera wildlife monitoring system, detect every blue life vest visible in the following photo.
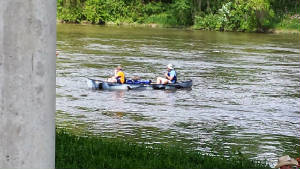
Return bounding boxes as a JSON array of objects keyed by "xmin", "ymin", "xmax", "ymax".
[{"xmin": 168, "ymin": 70, "xmax": 177, "ymax": 83}]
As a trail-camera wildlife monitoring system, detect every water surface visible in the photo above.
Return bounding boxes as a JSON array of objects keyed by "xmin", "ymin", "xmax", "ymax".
[{"xmin": 56, "ymin": 24, "xmax": 300, "ymax": 166}]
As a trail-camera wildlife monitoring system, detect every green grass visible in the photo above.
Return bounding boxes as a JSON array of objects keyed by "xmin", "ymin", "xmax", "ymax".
[
  {"xmin": 56, "ymin": 130, "xmax": 271, "ymax": 169},
  {"xmin": 144, "ymin": 13, "xmax": 179, "ymax": 27},
  {"xmin": 274, "ymin": 14, "xmax": 300, "ymax": 33}
]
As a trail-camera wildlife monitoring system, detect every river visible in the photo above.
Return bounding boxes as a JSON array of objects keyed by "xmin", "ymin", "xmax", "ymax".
[{"xmin": 56, "ymin": 24, "xmax": 300, "ymax": 166}]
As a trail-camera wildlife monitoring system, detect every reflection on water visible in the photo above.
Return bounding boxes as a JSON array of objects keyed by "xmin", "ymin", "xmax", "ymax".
[{"xmin": 56, "ymin": 24, "xmax": 300, "ymax": 166}]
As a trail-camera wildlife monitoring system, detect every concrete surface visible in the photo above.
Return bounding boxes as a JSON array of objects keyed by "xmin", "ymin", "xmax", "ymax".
[{"xmin": 0, "ymin": 0, "xmax": 56, "ymax": 168}]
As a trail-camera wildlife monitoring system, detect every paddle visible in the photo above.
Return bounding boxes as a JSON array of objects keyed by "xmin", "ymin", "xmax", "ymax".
[
  {"xmin": 127, "ymin": 85, "xmax": 146, "ymax": 90},
  {"xmin": 86, "ymin": 77, "xmax": 104, "ymax": 82}
]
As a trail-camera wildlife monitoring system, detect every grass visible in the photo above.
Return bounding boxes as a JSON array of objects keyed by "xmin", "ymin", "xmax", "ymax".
[
  {"xmin": 143, "ymin": 13, "xmax": 179, "ymax": 27},
  {"xmin": 56, "ymin": 130, "xmax": 271, "ymax": 169},
  {"xmin": 273, "ymin": 14, "xmax": 300, "ymax": 33}
]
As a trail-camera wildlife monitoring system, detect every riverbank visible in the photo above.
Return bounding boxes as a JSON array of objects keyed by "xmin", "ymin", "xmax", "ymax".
[
  {"xmin": 272, "ymin": 14, "xmax": 300, "ymax": 34},
  {"xmin": 56, "ymin": 131, "xmax": 271, "ymax": 169},
  {"xmin": 57, "ymin": 19, "xmax": 300, "ymax": 34}
]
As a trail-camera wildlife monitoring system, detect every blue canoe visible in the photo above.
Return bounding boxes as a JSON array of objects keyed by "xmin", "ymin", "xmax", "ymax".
[{"xmin": 87, "ymin": 78, "xmax": 192, "ymax": 90}]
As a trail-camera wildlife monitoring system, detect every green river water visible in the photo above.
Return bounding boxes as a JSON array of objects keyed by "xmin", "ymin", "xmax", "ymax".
[{"xmin": 56, "ymin": 24, "xmax": 300, "ymax": 166}]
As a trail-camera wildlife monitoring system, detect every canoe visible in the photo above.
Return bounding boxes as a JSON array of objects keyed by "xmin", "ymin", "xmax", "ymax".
[
  {"xmin": 151, "ymin": 80, "xmax": 192, "ymax": 90},
  {"xmin": 87, "ymin": 78, "xmax": 192, "ymax": 90}
]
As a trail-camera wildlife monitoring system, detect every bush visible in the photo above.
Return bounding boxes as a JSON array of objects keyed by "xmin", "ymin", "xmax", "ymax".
[
  {"xmin": 170, "ymin": 0, "xmax": 193, "ymax": 26},
  {"xmin": 275, "ymin": 14, "xmax": 300, "ymax": 30},
  {"xmin": 145, "ymin": 13, "xmax": 178, "ymax": 26},
  {"xmin": 142, "ymin": 1, "xmax": 166, "ymax": 16},
  {"xmin": 57, "ymin": 0, "xmax": 84, "ymax": 23},
  {"xmin": 194, "ymin": 0, "xmax": 275, "ymax": 32},
  {"xmin": 236, "ymin": 0, "xmax": 275, "ymax": 31},
  {"xmin": 194, "ymin": 13, "xmax": 222, "ymax": 31},
  {"xmin": 83, "ymin": 0, "xmax": 129, "ymax": 24}
]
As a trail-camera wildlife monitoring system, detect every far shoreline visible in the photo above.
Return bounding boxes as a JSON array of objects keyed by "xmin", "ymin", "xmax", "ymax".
[{"xmin": 56, "ymin": 20, "xmax": 300, "ymax": 34}]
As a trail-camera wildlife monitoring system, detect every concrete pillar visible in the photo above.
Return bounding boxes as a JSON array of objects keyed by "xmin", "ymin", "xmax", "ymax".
[{"xmin": 0, "ymin": 0, "xmax": 56, "ymax": 169}]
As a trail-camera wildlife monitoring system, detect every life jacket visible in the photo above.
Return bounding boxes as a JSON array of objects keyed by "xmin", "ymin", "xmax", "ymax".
[
  {"xmin": 168, "ymin": 70, "xmax": 177, "ymax": 83},
  {"xmin": 116, "ymin": 71, "xmax": 125, "ymax": 84}
]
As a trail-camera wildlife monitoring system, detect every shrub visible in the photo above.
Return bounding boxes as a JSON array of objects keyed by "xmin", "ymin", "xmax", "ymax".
[
  {"xmin": 170, "ymin": 0, "xmax": 193, "ymax": 26},
  {"xmin": 194, "ymin": 0, "xmax": 275, "ymax": 32},
  {"xmin": 194, "ymin": 13, "xmax": 222, "ymax": 31},
  {"xmin": 145, "ymin": 13, "xmax": 178, "ymax": 26}
]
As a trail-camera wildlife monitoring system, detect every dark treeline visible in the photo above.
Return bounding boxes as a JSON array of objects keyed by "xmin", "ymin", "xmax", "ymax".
[{"xmin": 57, "ymin": 0, "xmax": 300, "ymax": 32}]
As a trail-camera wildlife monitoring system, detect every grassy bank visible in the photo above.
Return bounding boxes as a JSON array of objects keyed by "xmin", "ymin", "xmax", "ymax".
[
  {"xmin": 56, "ymin": 131, "xmax": 271, "ymax": 169},
  {"xmin": 273, "ymin": 14, "xmax": 300, "ymax": 33}
]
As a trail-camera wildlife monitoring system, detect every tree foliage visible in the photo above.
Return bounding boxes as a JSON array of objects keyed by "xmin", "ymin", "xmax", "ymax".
[
  {"xmin": 194, "ymin": 0, "xmax": 276, "ymax": 32},
  {"xmin": 57, "ymin": 0, "xmax": 299, "ymax": 32}
]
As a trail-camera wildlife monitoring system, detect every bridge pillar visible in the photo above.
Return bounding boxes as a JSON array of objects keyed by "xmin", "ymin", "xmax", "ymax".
[{"xmin": 0, "ymin": 0, "xmax": 56, "ymax": 168}]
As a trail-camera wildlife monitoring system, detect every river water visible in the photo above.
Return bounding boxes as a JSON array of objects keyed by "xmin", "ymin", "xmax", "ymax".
[{"xmin": 56, "ymin": 24, "xmax": 300, "ymax": 166}]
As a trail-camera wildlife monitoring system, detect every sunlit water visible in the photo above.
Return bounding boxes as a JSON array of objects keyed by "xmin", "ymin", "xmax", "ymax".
[{"xmin": 56, "ymin": 24, "xmax": 300, "ymax": 166}]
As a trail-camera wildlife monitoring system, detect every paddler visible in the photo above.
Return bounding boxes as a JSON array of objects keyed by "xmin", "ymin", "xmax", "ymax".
[
  {"xmin": 156, "ymin": 64, "xmax": 177, "ymax": 84},
  {"xmin": 107, "ymin": 65, "xmax": 126, "ymax": 84}
]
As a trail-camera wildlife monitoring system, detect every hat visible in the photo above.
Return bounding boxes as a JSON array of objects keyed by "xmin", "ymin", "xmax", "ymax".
[
  {"xmin": 275, "ymin": 155, "xmax": 298, "ymax": 168},
  {"xmin": 167, "ymin": 64, "xmax": 174, "ymax": 70}
]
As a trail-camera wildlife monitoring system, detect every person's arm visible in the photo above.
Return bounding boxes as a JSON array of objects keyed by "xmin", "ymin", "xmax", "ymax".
[
  {"xmin": 115, "ymin": 71, "xmax": 122, "ymax": 79},
  {"xmin": 168, "ymin": 75, "xmax": 174, "ymax": 81},
  {"xmin": 165, "ymin": 72, "xmax": 174, "ymax": 81}
]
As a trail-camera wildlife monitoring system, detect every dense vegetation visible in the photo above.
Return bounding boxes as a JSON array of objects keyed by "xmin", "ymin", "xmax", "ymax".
[
  {"xmin": 56, "ymin": 130, "xmax": 271, "ymax": 169},
  {"xmin": 57, "ymin": 0, "xmax": 299, "ymax": 32}
]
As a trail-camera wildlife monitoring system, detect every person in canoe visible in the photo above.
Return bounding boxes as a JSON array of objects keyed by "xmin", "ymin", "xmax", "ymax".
[
  {"xmin": 156, "ymin": 64, "xmax": 177, "ymax": 84},
  {"xmin": 107, "ymin": 65, "xmax": 126, "ymax": 84}
]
